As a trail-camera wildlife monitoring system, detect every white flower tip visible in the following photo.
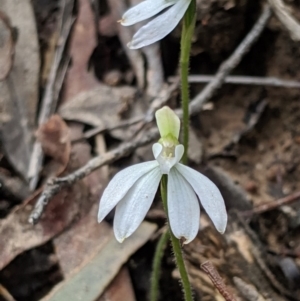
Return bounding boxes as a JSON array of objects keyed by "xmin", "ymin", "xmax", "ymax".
[
  {"xmin": 127, "ymin": 40, "xmax": 144, "ymax": 49},
  {"xmin": 182, "ymin": 237, "xmax": 192, "ymax": 245},
  {"xmin": 127, "ymin": 41, "xmax": 135, "ymax": 49},
  {"xmin": 97, "ymin": 209, "xmax": 105, "ymax": 223},
  {"xmin": 175, "ymin": 234, "xmax": 194, "ymax": 245},
  {"xmin": 119, "ymin": 17, "xmax": 131, "ymax": 26},
  {"xmin": 116, "ymin": 236, "xmax": 125, "ymax": 243},
  {"xmin": 216, "ymin": 216, "xmax": 227, "ymax": 234}
]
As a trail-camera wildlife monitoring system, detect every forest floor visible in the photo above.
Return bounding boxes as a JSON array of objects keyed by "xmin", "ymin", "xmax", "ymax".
[{"xmin": 0, "ymin": 0, "xmax": 300, "ymax": 300}]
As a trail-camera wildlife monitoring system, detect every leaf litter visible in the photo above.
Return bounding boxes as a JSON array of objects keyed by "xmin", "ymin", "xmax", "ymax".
[
  {"xmin": 1, "ymin": 0, "xmax": 300, "ymax": 300},
  {"xmin": 0, "ymin": 0, "xmax": 40, "ymax": 179}
]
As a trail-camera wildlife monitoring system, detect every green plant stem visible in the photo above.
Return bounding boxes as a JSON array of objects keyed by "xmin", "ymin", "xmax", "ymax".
[
  {"xmin": 180, "ymin": 0, "xmax": 196, "ymax": 164},
  {"xmin": 160, "ymin": 176, "xmax": 193, "ymax": 301},
  {"xmin": 150, "ymin": 230, "xmax": 170, "ymax": 301}
]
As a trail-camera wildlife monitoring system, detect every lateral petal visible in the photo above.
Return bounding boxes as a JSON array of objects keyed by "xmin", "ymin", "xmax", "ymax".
[
  {"xmin": 175, "ymin": 164, "xmax": 227, "ymax": 233},
  {"xmin": 168, "ymin": 168, "xmax": 200, "ymax": 244},
  {"xmin": 114, "ymin": 167, "xmax": 162, "ymax": 242},
  {"xmin": 128, "ymin": 0, "xmax": 191, "ymax": 49},
  {"xmin": 98, "ymin": 160, "xmax": 159, "ymax": 222},
  {"xmin": 121, "ymin": 0, "xmax": 177, "ymax": 26},
  {"xmin": 152, "ymin": 143, "xmax": 163, "ymax": 159}
]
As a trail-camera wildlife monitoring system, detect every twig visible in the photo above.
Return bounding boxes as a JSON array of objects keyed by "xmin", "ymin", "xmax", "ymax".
[
  {"xmin": 242, "ymin": 190, "xmax": 300, "ymax": 216},
  {"xmin": 72, "ymin": 115, "xmax": 144, "ymax": 142},
  {"xmin": 29, "ymin": 6, "xmax": 270, "ymax": 223},
  {"xmin": 268, "ymin": 0, "xmax": 300, "ymax": 41},
  {"xmin": 201, "ymin": 261, "xmax": 237, "ymax": 301},
  {"xmin": 169, "ymin": 75, "xmax": 300, "ymax": 88},
  {"xmin": 187, "ymin": 5, "xmax": 271, "ymax": 116},
  {"xmin": 28, "ymin": 128, "xmax": 159, "ymax": 224},
  {"xmin": 107, "ymin": 0, "xmax": 145, "ymax": 89},
  {"xmin": 233, "ymin": 277, "xmax": 267, "ymax": 301},
  {"xmin": 27, "ymin": 0, "xmax": 75, "ymax": 190},
  {"xmin": 143, "ymin": 44, "xmax": 164, "ymax": 96}
]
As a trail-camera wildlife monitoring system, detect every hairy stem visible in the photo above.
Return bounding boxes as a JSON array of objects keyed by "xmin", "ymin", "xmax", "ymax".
[
  {"xmin": 180, "ymin": 0, "xmax": 196, "ymax": 164},
  {"xmin": 150, "ymin": 230, "xmax": 170, "ymax": 301}
]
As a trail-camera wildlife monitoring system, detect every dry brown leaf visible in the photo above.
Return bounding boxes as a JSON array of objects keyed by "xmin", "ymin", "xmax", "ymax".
[
  {"xmin": 36, "ymin": 115, "xmax": 71, "ymax": 175},
  {"xmin": 0, "ymin": 0, "xmax": 40, "ymax": 178},
  {"xmin": 59, "ymin": 85, "xmax": 137, "ymax": 140},
  {"xmin": 53, "ymin": 205, "xmax": 111, "ymax": 276},
  {"xmin": 0, "ymin": 11, "xmax": 14, "ymax": 80},
  {"xmin": 62, "ymin": 0, "xmax": 98, "ymax": 102},
  {"xmin": 0, "ymin": 180, "xmax": 88, "ymax": 271}
]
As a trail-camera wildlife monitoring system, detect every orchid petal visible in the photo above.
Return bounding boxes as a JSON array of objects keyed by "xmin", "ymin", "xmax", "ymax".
[
  {"xmin": 168, "ymin": 168, "xmax": 200, "ymax": 244},
  {"xmin": 174, "ymin": 144, "xmax": 184, "ymax": 163},
  {"xmin": 175, "ymin": 164, "xmax": 227, "ymax": 233},
  {"xmin": 152, "ymin": 143, "xmax": 163, "ymax": 159},
  {"xmin": 98, "ymin": 160, "xmax": 159, "ymax": 222},
  {"xmin": 121, "ymin": 0, "xmax": 177, "ymax": 26},
  {"xmin": 128, "ymin": 0, "xmax": 191, "ymax": 49},
  {"xmin": 114, "ymin": 167, "xmax": 162, "ymax": 242}
]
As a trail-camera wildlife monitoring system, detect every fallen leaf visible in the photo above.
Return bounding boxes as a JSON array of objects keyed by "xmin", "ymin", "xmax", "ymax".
[
  {"xmin": 0, "ymin": 0, "xmax": 40, "ymax": 179},
  {"xmin": 62, "ymin": 0, "xmax": 98, "ymax": 102},
  {"xmin": 53, "ymin": 205, "xmax": 111, "ymax": 276},
  {"xmin": 59, "ymin": 84, "xmax": 136, "ymax": 130},
  {"xmin": 97, "ymin": 267, "xmax": 136, "ymax": 301},
  {"xmin": 42, "ymin": 222, "xmax": 156, "ymax": 301},
  {"xmin": 0, "ymin": 180, "xmax": 88, "ymax": 271},
  {"xmin": 0, "ymin": 10, "xmax": 14, "ymax": 80},
  {"xmin": 37, "ymin": 115, "xmax": 71, "ymax": 175}
]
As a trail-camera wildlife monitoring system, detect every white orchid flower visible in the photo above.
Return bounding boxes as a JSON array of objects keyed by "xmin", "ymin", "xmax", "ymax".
[
  {"xmin": 120, "ymin": 0, "xmax": 191, "ymax": 49},
  {"xmin": 98, "ymin": 106, "xmax": 227, "ymax": 243}
]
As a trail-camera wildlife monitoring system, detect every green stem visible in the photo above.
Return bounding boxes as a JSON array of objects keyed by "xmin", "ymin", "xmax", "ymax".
[
  {"xmin": 150, "ymin": 230, "xmax": 170, "ymax": 301},
  {"xmin": 160, "ymin": 176, "xmax": 193, "ymax": 301},
  {"xmin": 180, "ymin": 0, "xmax": 196, "ymax": 164}
]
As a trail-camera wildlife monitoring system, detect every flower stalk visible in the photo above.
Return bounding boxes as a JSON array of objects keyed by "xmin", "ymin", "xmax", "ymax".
[
  {"xmin": 150, "ymin": 230, "xmax": 170, "ymax": 301},
  {"xmin": 180, "ymin": 0, "xmax": 196, "ymax": 164}
]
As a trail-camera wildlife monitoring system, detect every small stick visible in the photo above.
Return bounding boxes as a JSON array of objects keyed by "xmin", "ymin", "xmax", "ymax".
[
  {"xmin": 28, "ymin": 0, "xmax": 75, "ymax": 190},
  {"xmin": 169, "ymin": 75, "xmax": 300, "ymax": 88},
  {"xmin": 242, "ymin": 190, "xmax": 300, "ymax": 216},
  {"xmin": 72, "ymin": 116, "xmax": 144, "ymax": 142},
  {"xmin": 269, "ymin": 0, "xmax": 300, "ymax": 41},
  {"xmin": 201, "ymin": 261, "xmax": 237, "ymax": 301}
]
